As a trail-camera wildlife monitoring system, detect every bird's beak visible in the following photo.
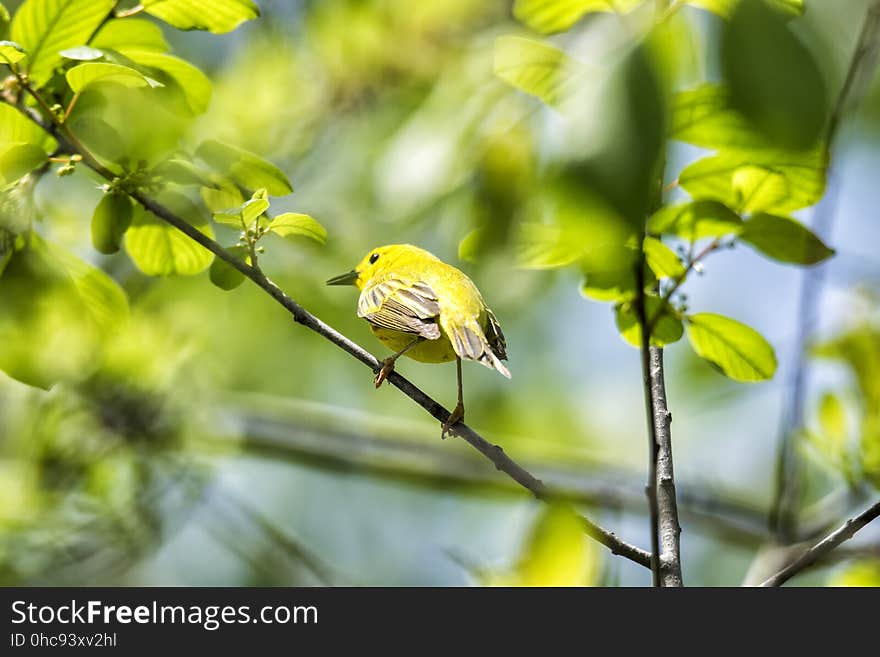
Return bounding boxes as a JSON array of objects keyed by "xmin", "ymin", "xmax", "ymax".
[{"xmin": 326, "ymin": 270, "xmax": 359, "ymax": 286}]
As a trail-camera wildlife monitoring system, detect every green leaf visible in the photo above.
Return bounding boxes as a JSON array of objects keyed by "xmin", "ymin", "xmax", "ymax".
[
  {"xmin": 209, "ymin": 245, "xmax": 248, "ymax": 291},
  {"xmin": 721, "ymin": 0, "xmax": 828, "ymax": 150},
  {"xmin": 581, "ymin": 263, "xmax": 655, "ymax": 303},
  {"xmin": 686, "ymin": 312, "xmax": 777, "ymax": 382},
  {"xmin": 644, "ymin": 236, "xmax": 685, "ymax": 279},
  {"xmin": 616, "ymin": 296, "xmax": 684, "ymax": 348},
  {"xmin": 679, "ymin": 148, "xmax": 827, "ymax": 214},
  {"xmin": 670, "ymin": 84, "xmax": 770, "ymax": 152},
  {"xmin": 0, "ymin": 39, "xmax": 25, "ymax": 65},
  {"xmin": 154, "ymin": 158, "xmax": 216, "ymax": 187},
  {"xmin": 0, "ymin": 143, "xmax": 46, "ymax": 185},
  {"xmin": 827, "ymin": 562, "xmax": 880, "ymax": 588},
  {"xmin": 818, "ymin": 392, "xmax": 848, "ymax": 446},
  {"xmin": 196, "ymin": 139, "xmax": 292, "ymax": 196},
  {"xmin": 125, "ymin": 191, "xmax": 214, "ymax": 276},
  {"xmin": 739, "ymin": 212, "xmax": 834, "ymax": 265},
  {"xmin": 114, "ymin": 48, "xmax": 211, "ymax": 115},
  {"xmin": 0, "ymin": 4, "xmax": 10, "ymax": 40},
  {"xmin": 512, "ymin": 0, "xmax": 640, "ymax": 35},
  {"xmin": 0, "ymin": 101, "xmax": 52, "ymax": 151},
  {"xmin": 214, "ymin": 195, "xmax": 269, "ymax": 228},
  {"xmin": 142, "ymin": 0, "xmax": 259, "ymax": 34},
  {"xmin": 516, "ymin": 222, "xmax": 584, "ymax": 269},
  {"xmin": 11, "ymin": 0, "xmax": 116, "ymax": 85},
  {"xmin": 493, "ymin": 36, "xmax": 583, "ymax": 107},
  {"xmin": 90, "ymin": 192, "xmax": 133, "ymax": 255},
  {"xmin": 685, "ymin": 0, "xmax": 804, "ymax": 19},
  {"xmin": 66, "ymin": 62, "xmax": 162, "ymax": 93},
  {"xmin": 91, "ymin": 18, "xmax": 169, "ymax": 52},
  {"xmin": 0, "ymin": 234, "xmax": 128, "ymax": 388},
  {"xmin": 200, "ymin": 184, "xmax": 243, "ymax": 212},
  {"xmin": 59, "ymin": 45, "xmax": 103, "ymax": 60},
  {"xmin": 648, "ymin": 200, "xmax": 743, "ymax": 240},
  {"xmin": 269, "ymin": 212, "xmax": 327, "ymax": 245}
]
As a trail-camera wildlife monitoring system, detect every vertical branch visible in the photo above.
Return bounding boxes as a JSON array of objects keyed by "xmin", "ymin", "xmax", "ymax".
[{"xmin": 770, "ymin": 1, "xmax": 880, "ymax": 541}]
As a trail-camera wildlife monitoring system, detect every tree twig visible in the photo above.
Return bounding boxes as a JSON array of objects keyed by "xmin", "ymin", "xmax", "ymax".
[
  {"xmin": 2, "ymin": 95, "xmax": 654, "ymax": 570},
  {"xmin": 770, "ymin": 0, "xmax": 880, "ymax": 542},
  {"xmin": 759, "ymin": 499, "xmax": 880, "ymax": 587}
]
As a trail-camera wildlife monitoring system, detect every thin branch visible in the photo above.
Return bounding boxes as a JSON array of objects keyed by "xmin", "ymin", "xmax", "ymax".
[
  {"xmin": 770, "ymin": 0, "xmax": 880, "ymax": 542},
  {"xmin": 2, "ymin": 95, "xmax": 653, "ymax": 570},
  {"xmin": 648, "ymin": 347, "xmax": 683, "ymax": 586},
  {"xmin": 759, "ymin": 499, "xmax": 880, "ymax": 587}
]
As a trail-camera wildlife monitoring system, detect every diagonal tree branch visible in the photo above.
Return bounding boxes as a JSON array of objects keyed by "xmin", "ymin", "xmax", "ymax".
[
  {"xmin": 759, "ymin": 498, "xmax": 880, "ymax": 587},
  {"xmin": 2, "ymin": 95, "xmax": 653, "ymax": 570}
]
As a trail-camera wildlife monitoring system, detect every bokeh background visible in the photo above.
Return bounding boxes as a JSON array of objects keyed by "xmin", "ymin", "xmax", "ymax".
[{"xmin": 1, "ymin": 0, "xmax": 879, "ymax": 586}]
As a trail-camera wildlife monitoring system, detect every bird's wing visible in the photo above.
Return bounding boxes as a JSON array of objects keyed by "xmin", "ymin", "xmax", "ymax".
[
  {"xmin": 484, "ymin": 307, "xmax": 508, "ymax": 361},
  {"xmin": 442, "ymin": 314, "xmax": 511, "ymax": 379},
  {"xmin": 358, "ymin": 278, "xmax": 442, "ymax": 340}
]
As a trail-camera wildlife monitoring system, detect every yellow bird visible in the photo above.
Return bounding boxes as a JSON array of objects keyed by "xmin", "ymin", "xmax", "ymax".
[{"xmin": 327, "ymin": 244, "xmax": 510, "ymax": 436}]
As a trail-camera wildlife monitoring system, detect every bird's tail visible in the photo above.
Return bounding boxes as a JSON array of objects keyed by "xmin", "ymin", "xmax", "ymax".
[{"xmin": 445, "ymin": 318, "xmax": 511, "ymax": 379}]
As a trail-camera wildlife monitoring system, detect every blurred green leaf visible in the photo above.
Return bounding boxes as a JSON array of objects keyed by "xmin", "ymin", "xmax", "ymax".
[
  {"xmin": 739, "ymin": 213, "xmax": 834, "ymax": 265},
  {"xmin": 125, "ymin": 191, "xmax": 214, "ymax": 276},
  {"xmin": 827, "ymin": 561, "xmax": 880, "ymax": 587},
  {"xmin": 209, "ymin": 245, "xmax": 248, "ymax": 291},
  {"xmin": 91, "ymin": 18, "xmax": 170, "ymax": 52},
  {"xmin": 200, "ymin": 183, "xmax": 243, "ymax": 212},
  {"xmin": 0, "ymin": 143, "xmax": 46, "ymax": 185},
  {"xmin": 686, "ymin": 312, "xmax": 776, "ymax": 382},
  {"xmin": 679, "ymin": 148, "xmax": 826, "ymax": 214},
  {"xmin": 0, "ymin": 39, "xmax": 25, "ymax": 65},
  {"xmin": 818, "ymin": 392, "xmax": 848, "ymax": 447},
  {"xmin": 686, "ymin": 0, "xmax": 804, "ymax": 19},
  {"xmin": 196, "ymin": 139, "xmax": 293, "ymax": 196},
  {"xmin": 269, "ymin": 213, "xmax": 327, "ymax": 245},
  {"xmin": 670, "ymin": 84, "xmax": 769, "ymax": 152},
  {"xmin": 512, "ymin": 0, "xmax": 640, "ymax": 34},
  {"xmin": 90, "ymin": 192, "xmax": 133, "ymax": 255},
  {"xmin": 516, "ymin": 221, "xmax": 584, "ymax": 269},
  {"xmin": 154, "ymin": 158, "xmax": 215, "ymax": 187},
  {"xmin": 581, "ymin": 261, "xmax": 654, "ymax": 302},
  {"xmin": 648, "ymin": 200, "xmax": 743, "ymax": 240},
  {"xmin": 0, "ymin": 4, "xmax": 9, "ymax": 40},
  {"xmin": 616, "ymin": 296, "xmax": 684, "ymax": 347},
  {"xmin": 721, "ymin": 0, "xmax": 828, "ymax": 150},
  {"xmin": 493, "ymin": 36, "xmax": 583, "ymax": 106},
  {"xmin": 0, "ymin": 103, "xmax": 54, "ymax": 151},
  {"xmin": 644, "ymin": 236, "xmax": 685, "ymax": 279},
  {"xmin": 0, "ymin": 233, "xmax": 128, "ymax": 388},
  {"xmin": 142, "ymin": 0, "xmax": 259, "ymax": 34},
  {"xmin": 10, "ymin": 0, "xmax": 115, "ymax": 85},
  {"xmin": 66, "ymin": 62, "xmax": 162, "ymax": 93},
  {"xmin": 114, "ymin": 49, "xmax": 211, "ymax": 115}
]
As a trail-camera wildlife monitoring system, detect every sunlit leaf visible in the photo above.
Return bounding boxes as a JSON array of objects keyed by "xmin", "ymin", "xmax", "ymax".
[
  {"xmin": 59, "ymin": 45, "xmax": 103, "ymax": 60},
  {"xmin": 196, "ymin": 139, "xmax": 293, "ymax": 196},
  {"xmin": 512, "ymin": 0, "xmax": 641, "ymax": 34},
  {"xmin": 0, "ymin": 102, "xmax": 53, "ymax": 151},
  {"xmin": 818, "ymin": 392, "xmax": 848, "ymax": 447},
  {"xmin": 114, "ymin": 49, "xmax": 211, "ymax": 115},
  {"xmin": 670, "ymin": 84, "xmax": 769, "ymax": 152},
  {"xmin": 0, "ymin": 143, "xmax": 46, "ymax": 185},
  {"xmin": 648, "ymin": 200, "xmax": 743, "ymax": 240},
  {"xmin": 739, "ymin": 213, "xmax": 834, "ymax": 265},
  {"xmin": 91, "ymin": 18, "xmax": 170, "ymax": 52},
  {"xmin": 827, "ymin": 561, "xmax": 880, "ymax": 587},
  {"xmin": 142, "ymin": 0, "xmax": 259, "ymax": 34},
  {"xmin": 209, "ymin": 245, "xmax": 248, "ymax": 290},
  {"xmin": 11, "ymin": 0, "xmax": 115, "ymax": 85},
  {"xmin": 644, "ymin": 236, "xmax": 685, "ymax": 279},
  {"xmin": 200, "ymin": 184, "xmax": 243, "ymax": 212},
  {"xmin": 721, "ymin": 0, "xmax": 828, "ymax": 150},
  {"xmin": 66, "ymin": 62, "xmax": 162, "ymax": 93},
  {"xmin": 0, "ymin": 39, "xmax": 25, "ymax": 65},
  {"xmin": 90, "ymin": 192, "xmax": 133, "ymax": 255},
  {"xmin": 125, "ymin": 191, "xmax": 214, "ymax": 276},
  {"xmin": 686, "ymin": 312, "xmax": 776, "ymax": 382},
  {"xmin": 679, "ymin": 148, "xmax": 827, "ymax": 214},
  {"xmin": 269, "ymin": 212, "xmax": 327, "ymax": 244},
  {"xmin": 493, "ymin": 36, "xmax": 583, "ymax": 107},
  {"xmin": 616, "ymin": 296, "xmax": 684, "ymax": 347}
]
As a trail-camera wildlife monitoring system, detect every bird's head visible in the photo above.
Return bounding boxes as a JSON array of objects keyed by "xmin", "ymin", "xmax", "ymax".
[{"xmin": 326, "ymin": 244, "xmax": 437, "ymax": 290}]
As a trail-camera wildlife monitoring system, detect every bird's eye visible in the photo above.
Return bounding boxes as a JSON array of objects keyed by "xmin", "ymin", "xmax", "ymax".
[{"xmin": 369, "ymin": 253, "xmax": 380, "ymax": 264}]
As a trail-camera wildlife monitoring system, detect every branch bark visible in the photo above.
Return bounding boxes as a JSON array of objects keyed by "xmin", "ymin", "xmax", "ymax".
[
  {"xmin": 759, "ymin": 499, "xmax": 880, "ymax": 587},
  {"xmin": 3, "ymin": 96, "xmax": 653, "ymax": 570}
]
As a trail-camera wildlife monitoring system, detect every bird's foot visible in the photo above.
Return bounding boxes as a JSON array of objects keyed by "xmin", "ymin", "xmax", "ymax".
[
  {"xmin": 374, "ymin": 358, "xmax": 396, "ymax": 388},
  {"xmin": 441, "ymin": 402, "xmax": 465, "ymax": 439}
]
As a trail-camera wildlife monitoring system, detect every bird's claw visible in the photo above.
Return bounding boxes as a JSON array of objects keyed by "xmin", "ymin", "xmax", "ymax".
[
  {"xmin": 374, "ymin": 358, "xmax": 395, "ymax": 388},
  {"xmin": 441, "ymin": 402, "xmax": 465, "ymax": 439}
]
